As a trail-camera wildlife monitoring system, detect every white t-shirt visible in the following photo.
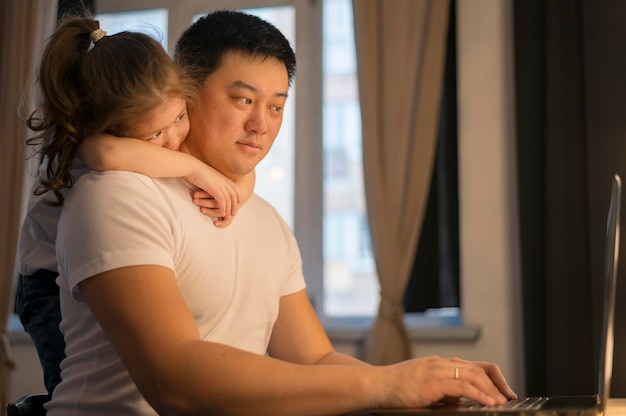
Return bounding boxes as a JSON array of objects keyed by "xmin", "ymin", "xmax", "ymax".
[
  {"xmin": 47, "ymin": 170, "xmax": 306, "ymax": 416},
  {"xmin": 18, "ymin": 158, "xmax": 90, "ymax": 275}
]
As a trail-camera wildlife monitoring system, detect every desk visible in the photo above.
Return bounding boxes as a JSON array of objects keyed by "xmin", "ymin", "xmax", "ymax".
[{"xmin": 607, "ymin": 399, "xmax": 626, "ymax": 416}]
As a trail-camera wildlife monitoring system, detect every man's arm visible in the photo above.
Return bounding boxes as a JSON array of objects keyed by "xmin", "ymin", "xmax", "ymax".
[
  {"xmin": 80, "ymin": 267, "xmax": 515, "ymax": 415},
  {"xmin": 78, "ymin": 266, "xmax": 382, "ymax": 415},
  {"xmin": 268, "ymin": 289, "xmax": 369, "ymax": 366},
  {"xmin": 267, "ymin": 289, "xmax": 516, "ymax": 406}
]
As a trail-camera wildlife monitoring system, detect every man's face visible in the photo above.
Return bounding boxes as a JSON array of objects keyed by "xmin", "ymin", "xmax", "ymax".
[{"xmin": 182, "ymin": 51, "xmax": 290, "ymax": 181}]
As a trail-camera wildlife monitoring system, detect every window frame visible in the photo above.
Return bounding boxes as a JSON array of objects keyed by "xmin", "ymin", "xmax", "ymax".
[
  {"xmin": 96, "ymin": 0, "xmax": 326, "ymax": 317},
  {"xmin": 94, "ymin": 0, "xmax": 466, "ymax": 332}
]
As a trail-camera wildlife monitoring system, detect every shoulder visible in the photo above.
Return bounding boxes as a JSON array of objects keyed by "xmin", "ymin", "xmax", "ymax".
[
  {"xmin": 245, "ymin": 194, "xmax": 291, "ymax": 229},
  {"xmin": 70, "ymin": 171, "xmax": 186, "ymax": 203},
  {"xmin": 73, "ymin": 170, "xmax": 157, "ymax": 190},
  {"xmin": 238, "ymin": 194, "xmax": 297, "ymax": 245},
  {"xmin": 63, "ymin": 173, "xmax": 190, "ymax": 230},
  {"xmin": 247, "ymin": 194, "xmax": 283, "ymax": 217}
]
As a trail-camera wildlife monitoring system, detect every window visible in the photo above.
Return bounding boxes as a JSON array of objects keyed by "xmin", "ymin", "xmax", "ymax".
[
  {"xmin": 322, "ymin": 0, "xmax": 377, "ymax": 317},
  {"xmin": 95, "ymin": 0, "xmax": 461, "ymax": 324},
  {"xmin": 96, "ymin": 0, "xmax": 382, "ymax": 322}
]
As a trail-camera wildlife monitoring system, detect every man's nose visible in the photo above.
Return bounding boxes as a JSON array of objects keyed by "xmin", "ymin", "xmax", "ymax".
[{"xmin": 245, "ymin": 107, "xmax": 268, "ymax": 135}]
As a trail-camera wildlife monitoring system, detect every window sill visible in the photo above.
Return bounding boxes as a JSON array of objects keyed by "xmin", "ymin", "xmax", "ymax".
[
  {"xmin": 326, "ymin": 323, "xmax": 480, "ymax": 343},
  {"xmin": 323, "ymin": 310, "xmax": 480, "ymax": 343}
]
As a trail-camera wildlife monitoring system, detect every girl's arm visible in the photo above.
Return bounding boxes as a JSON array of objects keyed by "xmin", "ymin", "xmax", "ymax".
[{"xmin": 79, "ymin": 133, "xmax": 239, "ymax": 222}]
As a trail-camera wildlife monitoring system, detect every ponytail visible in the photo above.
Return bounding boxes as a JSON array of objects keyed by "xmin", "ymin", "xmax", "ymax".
[
  {"xmin": 27, "ymin": 16, "xmax": 194, "ymax": 205},
  {"xmin": 27, "ymin": 17, "xmax": 100, "ymax": 205}
]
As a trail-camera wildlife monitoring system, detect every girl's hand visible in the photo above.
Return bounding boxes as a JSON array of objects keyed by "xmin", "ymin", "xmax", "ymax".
[
  {"xmin": 186, "ymin": 161, "xmax": 242, "ymax": 226},
  {"xmin": 190, "ymin": 171, "xmax": 256, "ymax": 227},
  {"xmin": 192, "ymin": 190, "xmax": 235, "ymax": 227}
]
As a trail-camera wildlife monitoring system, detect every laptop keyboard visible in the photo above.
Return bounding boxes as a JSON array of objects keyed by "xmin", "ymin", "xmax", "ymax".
[{"xmin": 460, "ymin": 397, "xmax": 549, "ymax": 410}]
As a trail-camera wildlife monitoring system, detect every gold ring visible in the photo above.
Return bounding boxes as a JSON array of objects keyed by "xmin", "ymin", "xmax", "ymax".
[{"xmin": 454, "ymin": 367, "xmax": 460, "ymax": 379}]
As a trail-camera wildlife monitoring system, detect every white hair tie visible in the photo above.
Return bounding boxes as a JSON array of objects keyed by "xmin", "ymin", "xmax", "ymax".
[{"xmin": 90, "ymin": 28, "xmax": 106, "ymax": 44}]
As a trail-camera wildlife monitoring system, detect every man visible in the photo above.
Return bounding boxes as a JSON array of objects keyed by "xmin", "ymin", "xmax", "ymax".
[{"xmin": 33, "ymin": 10, "xmax": 516, "ymax": 415}]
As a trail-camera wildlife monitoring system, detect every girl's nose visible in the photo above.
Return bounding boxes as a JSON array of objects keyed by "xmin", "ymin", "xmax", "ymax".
[{"xmin": 163, "ymin": 137, "xmax": 180, "ymax": 151}]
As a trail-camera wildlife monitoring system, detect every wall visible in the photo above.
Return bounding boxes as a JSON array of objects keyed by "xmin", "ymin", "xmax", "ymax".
[
  {"xmin": 10, "ymin": 334, "xmax": 45, "ymax": 401},
  {"xmin": 9, "ymin": 0, "xmax": 524, "ymax": 400},
  {"xmin": 449, "ymin": 0, "xmax": 524, "ymax": 393}
]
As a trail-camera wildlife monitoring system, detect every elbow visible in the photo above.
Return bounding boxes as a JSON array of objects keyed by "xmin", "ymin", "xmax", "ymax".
[
  {"xmin": 89, "ymin": 151, "xmax": 120, "ymax": 171},
  {"xmin": 143, "ymin": 388, "xmax": 251, "ymax": 416},
  {"xmin": 138, "ymin": 377, "xmax": 227, "ymax": 416},
  {"xmin": 79, "ymin": 144, "xmax": 123, "ymax": 171},
  {"xmin": 138, "ymin": 379, "xmax": 198, "ymax": 416},
  {"xmin": 146, "ymin": 397, "xmax": 196, "ymax": 416},
  {"xmin": 142, "ymin": 394, "xmax": 193, "ymax": 415}
]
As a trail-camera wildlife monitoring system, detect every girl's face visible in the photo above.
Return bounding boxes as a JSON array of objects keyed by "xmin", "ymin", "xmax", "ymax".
[{"xmin": 123, "ymin": 96, "xmax": 190, "ymax": 150}]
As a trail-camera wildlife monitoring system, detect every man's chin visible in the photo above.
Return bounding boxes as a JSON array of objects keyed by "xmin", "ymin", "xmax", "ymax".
[{"xmin": 219, "ymin": 164, "xmax": 257, "ymax": 182}]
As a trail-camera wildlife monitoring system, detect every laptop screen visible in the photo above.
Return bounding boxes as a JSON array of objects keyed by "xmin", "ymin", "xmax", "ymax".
[{"xmin": 597, "ymin": 174, "xmax": 621, "ymax": 410}]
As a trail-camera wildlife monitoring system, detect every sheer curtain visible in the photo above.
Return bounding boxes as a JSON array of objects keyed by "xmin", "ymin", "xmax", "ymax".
[
  {"xmin": 352, "ymin": 0, "xmax": 450, "ymax": 365},
  {"xmin": 1, "ymin": 0, "xmax": 57, "ymax": 408}
]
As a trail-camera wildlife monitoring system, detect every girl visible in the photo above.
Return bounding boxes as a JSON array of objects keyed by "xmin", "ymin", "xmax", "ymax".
[
  {"xmin": 17, "ymin": 16, "xmax": 253, "ymax": 399},
  {"xmin": 28, "ymin": 17, "xmax": 253, "ymax": 222}
]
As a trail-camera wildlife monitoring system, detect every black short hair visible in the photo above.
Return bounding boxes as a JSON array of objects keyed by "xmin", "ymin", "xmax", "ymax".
[{"xmin": 174, "ymin": 10, "xmax": 296, "ymax": 87}]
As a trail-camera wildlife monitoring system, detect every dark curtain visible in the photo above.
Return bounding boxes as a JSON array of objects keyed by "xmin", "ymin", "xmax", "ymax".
[
  {"xmin": 514, "ymin": 0, "xmax": 626, "ymax": 397},
  {"xmin": 404, "ymin": 0, "xmax": 459, "ymax": 313}
]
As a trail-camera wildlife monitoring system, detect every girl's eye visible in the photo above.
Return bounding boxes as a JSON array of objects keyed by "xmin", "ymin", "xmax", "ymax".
[
  {"xmin": 176, "ymin": 113, "xmax": 186, "ymax": 123},
  {"xmin": 147, "ymin": 131, "xmax": 162, "ymax": 141}
]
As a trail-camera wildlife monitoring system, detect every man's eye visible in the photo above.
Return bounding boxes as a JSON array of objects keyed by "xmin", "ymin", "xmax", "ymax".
[{"xmin": 239, "ymin": 97, "xmax": 252, "ymax": 104}]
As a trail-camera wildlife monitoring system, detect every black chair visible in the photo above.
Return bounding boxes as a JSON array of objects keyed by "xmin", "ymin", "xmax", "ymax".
[{"xmin": 6, "ymin": 394, "xmax": 48, "ymax": 416}]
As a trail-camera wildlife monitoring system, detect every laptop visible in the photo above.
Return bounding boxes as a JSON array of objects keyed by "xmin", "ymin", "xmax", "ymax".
[{"xmin": 373, "ymin": 173, "xmax": 622, "ymax": 416}]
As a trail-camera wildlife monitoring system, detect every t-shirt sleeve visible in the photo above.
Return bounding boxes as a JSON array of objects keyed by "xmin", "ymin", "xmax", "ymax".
[
  {"xmin": 281, "ymin": 227, "xmax": 307, "ymax": 296},
  {"xmin": 57, "ymin": 171, "xmax": 176, "ymax": 300},
  {"xmin": 261, "ymin": 200, "xmax": 307, "ymax": 297}
]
